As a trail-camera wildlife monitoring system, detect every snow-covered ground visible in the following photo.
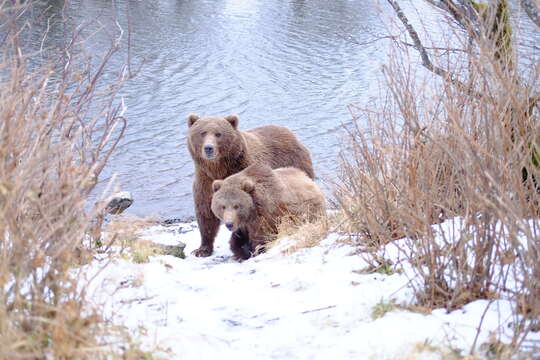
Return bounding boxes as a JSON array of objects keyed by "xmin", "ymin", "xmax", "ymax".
[{"xmin": 85, "ymin": 220, "xmax": 539, "ymax": 359}]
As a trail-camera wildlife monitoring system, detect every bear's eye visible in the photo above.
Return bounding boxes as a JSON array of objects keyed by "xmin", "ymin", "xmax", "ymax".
[
  {"xmin": 215, "ymin": 132, "xmax": 222, "ymax": 138},
  {"xmin": 233, "ymin": 204, "xmax": 239, "ymax": 210},
  {"xmin": 200, "ymin": 131, "xmax": 207, "ymax": 137},
  {"xmin": 222, "ymin": 205, "xmax": 226, "ymax": 210}
]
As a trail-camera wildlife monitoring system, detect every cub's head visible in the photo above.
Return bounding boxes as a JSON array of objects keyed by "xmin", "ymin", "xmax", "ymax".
[
  {"xmin": 187, "ymin": 114, "xmax": 239, "ymax": 161},
  {"xmin": 211, "ymin": 178, "xmax": 255, "ymax": 232}
]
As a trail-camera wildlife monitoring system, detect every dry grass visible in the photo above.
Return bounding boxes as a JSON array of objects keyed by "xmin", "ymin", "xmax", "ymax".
[
  {"xmin": 269, "ymin": 211, "xmax": 345, "ymax": 254},
  {"xmin": 106, "ymin": 215, "xmax": 159, "ymax": 245},
  {"xmin": 397, "ymin": 342, "xmax": 474, "ymax": 360},
  {"xmin": 108, "ymin": 219, "xmax": 160, "ymax": 263},
  {"xmin": 371, "ymin": 299, "xmax": 397, "ymax": 320},
  {"xmin": 124, "ymin": 239, "xmax": 164, "ymax": 264},
  {"xmin": 0, "ymin": 2, "xmax": 144, "ymax": 358},
  {"xmin": 106, "ymin": 216, "xmax": 187, "ymax": 262},
  {"xmin": 334, "ymin": 2, "xmax": 540, "ymax": 356}
]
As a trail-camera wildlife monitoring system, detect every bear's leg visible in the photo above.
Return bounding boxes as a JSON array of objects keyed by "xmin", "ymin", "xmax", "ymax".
[
  {"xmin": 192, "ymin": 180, "xmax": 220, "ymax": 257},
  {"xmin": 230, "ymin": 228, "xmax": 251, "ymax": 261}
]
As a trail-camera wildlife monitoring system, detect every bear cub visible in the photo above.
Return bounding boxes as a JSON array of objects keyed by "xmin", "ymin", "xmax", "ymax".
[{"xmin": 211, "ymin": 163, "xmax": 326, "ymax": 260}]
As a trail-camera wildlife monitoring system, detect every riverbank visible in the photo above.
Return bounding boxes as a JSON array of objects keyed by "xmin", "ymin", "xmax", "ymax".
[{"xmin": 85, "ymin": 218, "xmax": 539, "ymax": 359}]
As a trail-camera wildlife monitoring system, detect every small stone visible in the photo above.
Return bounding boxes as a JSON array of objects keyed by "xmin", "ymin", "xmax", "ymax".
[
  {"xmin": 154, "ymin": 242, "xmax": 187, "ymax": 259},
  {"xmin": 161, "ymin": 216, "xmax": 196, "ymax": 227},
  {"xmin": 106, "ymin": 191, "xmax": 133, "ymax": 215},
  {"xmin": 161, "ymin": 218, "xmax": 183, "ymax": 226}
]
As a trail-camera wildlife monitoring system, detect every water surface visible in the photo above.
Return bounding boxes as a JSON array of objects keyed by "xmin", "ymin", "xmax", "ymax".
[{"xmin": 23, "ymin": 0, "xmax": 539, "ymax": 219}]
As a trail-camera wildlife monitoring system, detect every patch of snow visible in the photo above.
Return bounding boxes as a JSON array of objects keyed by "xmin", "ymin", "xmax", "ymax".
[{"xmin": 85, "ymin": 220, "xmax": 539, "ymax": 359}]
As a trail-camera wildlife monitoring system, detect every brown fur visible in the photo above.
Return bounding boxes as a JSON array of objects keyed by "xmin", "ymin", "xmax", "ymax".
[
  {"xmin": 187, "ymin": 114, "xmax": 315, "ymax": 257},
  {"xmin": 211, "ymin": 163, "xmax": 326, "ymax": 260}
]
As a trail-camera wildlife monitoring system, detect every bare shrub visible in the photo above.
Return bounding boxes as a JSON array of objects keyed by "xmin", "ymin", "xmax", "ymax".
[
  {"xmin": 334, "ymin": 0, "xmax": 540, "ymax": 354},
  {"xmin": 0, "ymin": 2, "xmax": 135, "ymax": 358}
]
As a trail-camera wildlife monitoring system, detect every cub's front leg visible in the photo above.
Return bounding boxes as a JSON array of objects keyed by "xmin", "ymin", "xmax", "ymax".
[{"xmin": 230, "ymin": 228, "xmax": 251, "ymax": 261}]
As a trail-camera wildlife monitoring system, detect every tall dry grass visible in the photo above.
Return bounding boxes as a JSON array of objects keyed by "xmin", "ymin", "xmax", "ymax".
[
  {"xmin": 0, "ymin": 2, "xmax": 135, "ymax": 358},
  {"xmin": 334, "ymin": 2, "xmax": 540, "ymax": 355}
]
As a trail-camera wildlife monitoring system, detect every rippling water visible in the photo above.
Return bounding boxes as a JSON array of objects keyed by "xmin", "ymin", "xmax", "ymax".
[
  {"xmin": 23, "ymin": 0, "xmax": 388, "ymax": 218},
  {"xmin": 23, "ymin": 0, "xmax": 539, "ymax": 219}
]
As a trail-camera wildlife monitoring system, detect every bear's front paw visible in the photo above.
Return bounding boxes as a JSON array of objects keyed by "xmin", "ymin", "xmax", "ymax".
[
  {"xmin": 231, "ymin": 244, "xmax": 252, "ymax": 261},
  {"xmin": 192, "ymin": 246, "xmax": 213, "ymax": 257},
  {"xmin": 233, "ymin": 254, "xmax": 251, "ymax": 262}
]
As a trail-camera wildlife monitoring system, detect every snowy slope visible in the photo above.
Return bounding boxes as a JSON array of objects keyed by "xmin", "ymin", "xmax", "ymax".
[{"xmin": 85, "ymin": 220, "xmax": 538, "ymax": 359}]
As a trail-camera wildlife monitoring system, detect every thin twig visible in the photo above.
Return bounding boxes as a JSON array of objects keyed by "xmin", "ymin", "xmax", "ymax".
[
  {"xmin": 386, "ymin": 0, "xmax": 453, "ymax": 79},
  {"xmin": 470, "ymin": 299, "xmax": 494, "ymax": 354},
  {"xmin": 300, "ymin": 305, "xmax": 337, "ymax": 314},
  {"xmin": 385, "ymin": 0, "xmax": 481, "ymax": 97}
]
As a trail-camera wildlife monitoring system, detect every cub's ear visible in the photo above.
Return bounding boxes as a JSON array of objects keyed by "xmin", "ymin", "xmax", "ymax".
[
  {"xmin": 187, "ymin": 114, "xmax": 200, "ymax": 128},
  {"xmin": 224, "ymin": 114, "xmax": 239, "ymax": 129},
  {"xmin": 242, "ymin": 179, "xmax": 255, "ymax": 194},
  {"xmin": 212, "ymin": 180, "xmax": 223, "ymax": 193}
]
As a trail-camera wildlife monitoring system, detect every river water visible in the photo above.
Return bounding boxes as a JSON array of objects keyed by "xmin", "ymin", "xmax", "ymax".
[{"xmin": 22, "ymin": 0, "xmax": 538, "ymax": 219}]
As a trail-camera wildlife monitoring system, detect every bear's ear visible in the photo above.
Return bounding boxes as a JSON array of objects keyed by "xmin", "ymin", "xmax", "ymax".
[
  {"xmin": 224, "ymin": 115, "xmax": 239, "ymax": 129},
  {"xmin": 187, "ymin": 114, "xmax": 200, "ymax": 128},
  {"xmin": 242, "ymin": 179, "xmax": 255, "ymax": 194},
  {"xmin": 212, "ymin": 180, "xmax": 223, "ymax": 193}
]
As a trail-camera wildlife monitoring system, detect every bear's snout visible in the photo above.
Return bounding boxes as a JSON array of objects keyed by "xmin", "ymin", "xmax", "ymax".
[
  {"xmin": 221, "ymin": 209, "xmax": 238, "ymax": 231},
  {"xmin": 203, "ymin": 144, "xmax": 215, "ymax": 159}
]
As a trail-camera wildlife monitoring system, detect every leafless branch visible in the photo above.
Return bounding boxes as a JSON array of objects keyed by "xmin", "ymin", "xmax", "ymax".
[
  {"xmin": 345, "ymin": 33, "xmax": 400, "ymax": 46},
  {"xmin": 300, "ymin": 305, "xmax": 337, "ymax": 314},
  {"xmin": 385, "ymin": 0, "xmax": 479, "ymax": 96},
  {"xmin": 386, "ymin": 0, "xmax": 444, "ymax": 76},
  {"xmin": 400, "ymin": 41, "xmax": 469, "ymax": 54},
  {"xmin": 520, "ymin": 0, "xmax": 540, "ymax": 28},
  {"xmin": 423, "ymin": 0, "xmax": 448, "ymax": 12}
]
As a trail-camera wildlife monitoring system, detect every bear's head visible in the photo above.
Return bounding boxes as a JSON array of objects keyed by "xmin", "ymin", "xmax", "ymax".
[
  {"xmin": 187, "ymin": 114, "xmax": 240, "ymax": 161},
  {"xmin": 211, "ymin": 177, "xmax": 255, "ymax": 232}
]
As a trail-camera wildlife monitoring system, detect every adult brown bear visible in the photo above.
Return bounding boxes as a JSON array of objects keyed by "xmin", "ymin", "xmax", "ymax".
[
  {"xmin": 186, "ymin": 114, "xmax": 314, "ymax": 257},
  {"xmin": 211, "ymin": 163, "xmax": 326, "ymax": 260}
]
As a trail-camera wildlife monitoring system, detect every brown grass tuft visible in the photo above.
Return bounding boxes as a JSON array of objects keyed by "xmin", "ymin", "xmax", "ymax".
[{"xmin": 266, "ymin": 210, "xmax": 351, "ymax": 255}]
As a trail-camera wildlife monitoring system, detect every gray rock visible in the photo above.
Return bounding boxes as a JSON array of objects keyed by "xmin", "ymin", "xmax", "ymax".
[
  {"xmin": 106, "ymin": 191, "xmax": 133, "ymax": 215},
  {"xmin": 154, "ymin": 242, "xmax": 187, "ymax": 259}
]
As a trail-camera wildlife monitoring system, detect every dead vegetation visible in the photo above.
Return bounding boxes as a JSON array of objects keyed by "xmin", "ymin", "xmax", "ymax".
[
  {"xmin": 333, "ymin": 0, "xmax": 540, "ymax": 356},
  {"xmin": 271, "ymin": 212, "xmax": 335, "ymax": 254},
  {"xmin": 0, "ymin": 1, "xmax": 145, "ymax": 358}
]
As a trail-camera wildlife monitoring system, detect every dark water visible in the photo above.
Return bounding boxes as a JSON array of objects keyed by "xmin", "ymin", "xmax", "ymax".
[{"xmin": 22, "ymin": 0, "xmax": 539, "ymax": 219}]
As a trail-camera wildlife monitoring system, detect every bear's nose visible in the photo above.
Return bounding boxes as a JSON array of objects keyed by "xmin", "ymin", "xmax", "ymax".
[
  {"xmin": 204, "ymin": 145, "xmax": 214, "ymax": 156},
  {"xmin": 225, "ymin": 222, "xmax": 234, "ymax": 231}
]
